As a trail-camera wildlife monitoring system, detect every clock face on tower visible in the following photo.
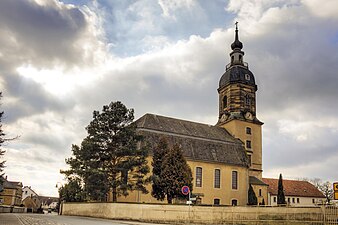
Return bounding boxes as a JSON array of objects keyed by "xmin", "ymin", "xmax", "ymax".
[{"xmin": 245, "ymin": 112, "xmax": 253, "ymax": 120}]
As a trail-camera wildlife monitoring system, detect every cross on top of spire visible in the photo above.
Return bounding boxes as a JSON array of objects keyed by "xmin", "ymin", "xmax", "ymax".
[{"xmin": 231, "ymin": 21, "xmax": 243, "ymax": 50}]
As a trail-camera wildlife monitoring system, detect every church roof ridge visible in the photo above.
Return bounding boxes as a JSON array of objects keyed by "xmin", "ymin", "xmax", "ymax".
[
  {"xmin": 136, "ymin": 113, "xmax": 242, "ymax": 144},
  {"xmin": 140, "ymin": 113, "xmax": 215, "ymax": 127}
]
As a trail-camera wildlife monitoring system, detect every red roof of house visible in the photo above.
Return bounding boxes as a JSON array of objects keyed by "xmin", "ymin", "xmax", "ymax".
[{"xmin": 262, "ymin": 178, "xmax": 325, "ymax": 198}]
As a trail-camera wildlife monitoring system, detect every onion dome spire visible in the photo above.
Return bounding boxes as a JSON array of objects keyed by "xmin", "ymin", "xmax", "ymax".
[{"xmin": 231, "ymin": 22, "xmax": 243, "ymax": 50}]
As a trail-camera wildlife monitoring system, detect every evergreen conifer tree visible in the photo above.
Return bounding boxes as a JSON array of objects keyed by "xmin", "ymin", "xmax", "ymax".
[
  {"xmin": 62, "ymin": 140, "xmax": 110, "ymax": 201},
  {"xmin": 58, "ymin": 177, "xmax": 85, "ymax": 202},
  {"xmin": 161, "ymin": 143, "xmax": 193, "ymax": 204},
  {"xmin": 62, "ymin": 101, "xmax": 149, "ymax": 202},
  {"xmin": 277, "ymin": 173, "xmax": 286, "ymax": 205},
  {"xmin": 151, "ymin": 137, "xmax": 169, "ymax": 201},
  {"xmin": 248, "ymin": 184, "xmax": 258, "ymax": 205}
]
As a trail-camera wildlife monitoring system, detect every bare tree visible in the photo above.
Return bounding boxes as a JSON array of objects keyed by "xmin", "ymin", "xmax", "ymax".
[
  {"xmin": 301, "ymin": 177, "xmax": 334, "ymax": 204},
  {"xmin": 318, "ymin": 181, "xmax": 334, "ymax": 204}
]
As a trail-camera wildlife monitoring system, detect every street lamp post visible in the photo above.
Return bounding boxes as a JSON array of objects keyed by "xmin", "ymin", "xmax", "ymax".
[{"xmin": 55, "ymin": 182, "xmax": 63, "ymax": 215}]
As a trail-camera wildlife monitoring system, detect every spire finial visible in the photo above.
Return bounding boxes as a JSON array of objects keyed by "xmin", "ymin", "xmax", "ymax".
[{"xmin": 231, "ymin": 21, "xmax": 243, "ymax": 50}]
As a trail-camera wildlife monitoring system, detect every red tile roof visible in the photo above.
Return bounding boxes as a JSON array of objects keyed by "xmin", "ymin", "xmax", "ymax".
[{"xmin": 262, "ymin": 178, "xmax": 325, "ymax": 198}]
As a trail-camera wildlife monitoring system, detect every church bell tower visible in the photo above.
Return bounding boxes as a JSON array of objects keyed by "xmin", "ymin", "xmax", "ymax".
[{"xmin": 217, "ymin": 23, "xmax": 264, "ymax": 179}]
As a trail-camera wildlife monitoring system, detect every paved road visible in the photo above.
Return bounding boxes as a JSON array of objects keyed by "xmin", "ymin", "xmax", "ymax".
[{"xmin": 0, "ymin": 214, "xmax": 168, "ymax": 225}]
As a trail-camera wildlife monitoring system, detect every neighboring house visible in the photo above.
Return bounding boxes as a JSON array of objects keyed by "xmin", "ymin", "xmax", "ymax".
[
  {"xmin": 48, "ymin": 201, "xmax": 58, "ymax": 209},
  {"xmin": 21, "ymin": 186, "xmax": 59, "ymax": 212},
  {"xmin": 262, "ymin": 178, "xmax": 326, "ymax": 206},
  {"xmin": 22, "ymin": 186, "xmax": 38, "ymax": 200},
  {"xmin": 114, "ymin": 25, "xmax": 268, "ymax": 206},
  {"xmin": 39, "ymin": 196, "xmax": 59, "ymax": 209},
  {"xmin": 0, "ymin": 177, "xmax": 23, "ymax": 206},
  {"xmin": 22, "ymin": 186, "xmax": 41, "ymax": 212},
  {"xmin": 22, "ymin": 195, "xmax": 41, "ymax": 213}
]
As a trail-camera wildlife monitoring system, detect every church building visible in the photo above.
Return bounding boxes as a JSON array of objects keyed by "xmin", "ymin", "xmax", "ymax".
[{"xmin": 118, "ymin": 25, "xmax": 268, "ymax": 206}]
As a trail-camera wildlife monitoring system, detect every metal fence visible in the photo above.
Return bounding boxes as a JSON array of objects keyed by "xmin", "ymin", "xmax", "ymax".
[{"xmin": 323, "ymin": 205, "xmax": 338, "ymax": 225}]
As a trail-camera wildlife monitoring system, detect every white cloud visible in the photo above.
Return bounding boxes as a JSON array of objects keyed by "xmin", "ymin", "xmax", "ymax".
[
  {"xmin": 226, "ymin": 0, "xmax": 298, "ymax": 27},
  {"xmin": 278, "ymin": 120, "xmax": 313, "ymax": 142},
  {"xmin": 302, "ymin": 0, "xmax": 338, "ymax": 19},
  {"xmin": 158, "ymin": 0, "xmax": 195, "ymax": 19}
]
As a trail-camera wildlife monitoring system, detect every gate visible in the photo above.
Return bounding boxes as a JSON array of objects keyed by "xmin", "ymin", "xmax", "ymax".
[{"xmin": 323, "ymin": 205, "xmax": 338, "ymax": 225}]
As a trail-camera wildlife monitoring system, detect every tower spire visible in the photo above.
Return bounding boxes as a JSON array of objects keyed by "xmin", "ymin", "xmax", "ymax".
[{"xmin": 231, "ymin": 21, "xmax": 243, "ymax": 50}]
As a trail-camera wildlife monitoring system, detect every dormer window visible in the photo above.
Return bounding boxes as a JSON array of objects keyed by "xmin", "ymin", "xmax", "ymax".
[{"xmin": 245, "ymin": 74, "xmax": 250, "ymax": 80}]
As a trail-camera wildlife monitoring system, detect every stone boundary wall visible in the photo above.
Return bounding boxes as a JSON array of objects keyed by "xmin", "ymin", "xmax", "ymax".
[
  {"xmin": 0, "ymin": 205, "xmax": 26, "ymax": 213},
  {"xmin": 62, "ymin": 202, "xmax": 324, "ymax": 224}
]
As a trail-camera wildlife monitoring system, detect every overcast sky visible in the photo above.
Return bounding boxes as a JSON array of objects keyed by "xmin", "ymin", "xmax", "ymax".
[{"xmin": 1, "ymin": 0, "xmax": 337, "ymax": 197}]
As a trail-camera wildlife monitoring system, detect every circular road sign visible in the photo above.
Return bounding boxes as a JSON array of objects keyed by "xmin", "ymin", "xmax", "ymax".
[{"xmin": 181, "ymin": 186, "xmax": 190, "ymax": 195}]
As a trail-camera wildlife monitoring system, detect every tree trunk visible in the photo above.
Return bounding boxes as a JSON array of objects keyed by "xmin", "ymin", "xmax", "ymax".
[
  {"xmin": 112, "ymin": 186, "xmax": 117, "ymax": 202},
  {"xmin": 167, "ymin": 195, "xmax": 172, "ymax": 204},
  {"xmin": 112, "ymin": 170, "xmax": 117, "ymax": 202}
]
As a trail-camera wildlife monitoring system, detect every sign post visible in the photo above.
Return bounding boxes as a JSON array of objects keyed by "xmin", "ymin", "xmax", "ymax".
[
  {"xmin": 181, "ymin": 186, "xmax": 192, "ymax": 204},
  {"xmin": 181, "ymin": 186, "xmax": 191, "ymax": 224}
]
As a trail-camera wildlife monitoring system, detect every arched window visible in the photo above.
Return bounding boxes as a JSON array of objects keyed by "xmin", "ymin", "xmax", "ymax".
[
  {"xmin": 232, "ymin": 199, "xmax": 238, "ymax": 206},
  {"xmin": 231, "ymin": 56, "xmax": 234, "ymax": 63},
  {"xmin": 223, "ymin": 96, "xmax": 227, "ymax": 109},
  {"xmin": 214, "ymin": 199, "xmax": 220, "ymax": 205},
  {"xmin": 196, "ymin": 167, "xmax": 202, "ymax": 187},
  {"xmin": 239, "ymin": 55, "xmax": 242, "ymax": 62},
  {"xmin": 214, "ymin": 169, "xmax": 220, "ymax": 188},
  {"xmin": 232, "ymin": 171, "xmax": 238, "ymax": 190}
]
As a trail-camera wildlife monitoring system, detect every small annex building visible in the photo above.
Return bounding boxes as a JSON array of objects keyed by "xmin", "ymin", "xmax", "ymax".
[
  {"xmin": 263, "ymin": 178, "xmax": 326, "ymax": 206},
  {"xmin": 116, "ymin": 24, "xmax": 269, "ymax": 206}
]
